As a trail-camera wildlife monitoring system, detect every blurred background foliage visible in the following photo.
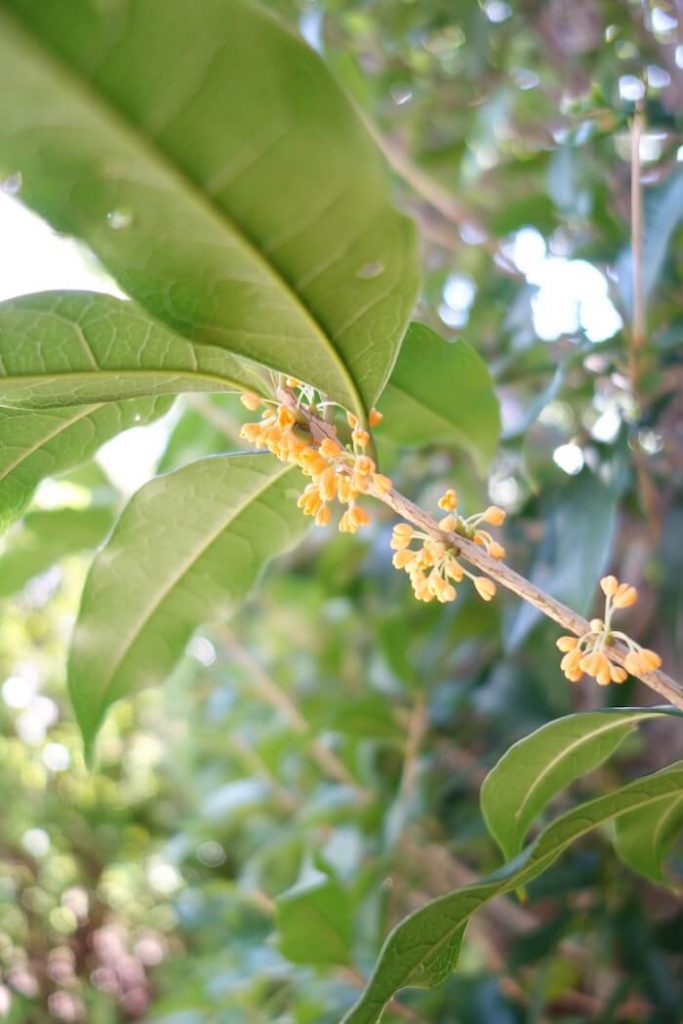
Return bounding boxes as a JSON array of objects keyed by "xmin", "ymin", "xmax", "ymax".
[{"xmin": 1, "ymin": 0, "xmax": 682, "ymax": 1021}]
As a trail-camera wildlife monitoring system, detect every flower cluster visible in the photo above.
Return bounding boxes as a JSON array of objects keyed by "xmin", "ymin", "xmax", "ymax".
[
  {"xmin": 557, "ymin": 575, "xmax": 662, "ymax": 685},
  {"xmin": 436, "ymin": 489, "xmax": 506, "ymax": 560},
  {"xmin": 239, "ymin": 386, "xmax": 390, "ymax": 533},
  {"xmin": 389, "ymin": 488, "xmax": 505, "ymax": 604}
]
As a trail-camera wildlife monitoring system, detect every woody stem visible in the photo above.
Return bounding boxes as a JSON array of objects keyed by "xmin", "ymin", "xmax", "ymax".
[{"xmin": 278, "ymin": 389, "xmax": 683, "ymax": 711}]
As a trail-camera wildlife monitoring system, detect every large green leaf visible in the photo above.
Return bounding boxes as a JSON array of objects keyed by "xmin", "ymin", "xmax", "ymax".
[
  {"xmin": 68, "ymin": 453, "xmax": 306, "ymax": 758},
  {"xmin": 342, "ymin": 761, "xmax": 683, "ymax": 1024},
  {"xmin": 481, "ymin": 708, "xmax": 683, "ymax": 863},
  {"xmin": 614, "ymin": 789, "xmax": 683, "ymax": 886},
  {"xmin": 0, "ymin": 396, "xmax": 171, "ymax": 531},
  {"xmin": 0, "ymin": 0, "xmax": 419, "ymax": 418},
  {"xmin": 377, "ymin": 323, "xmax": 500, "ymax": 471},
  {"xmin": 0, "ymin": 291, "xmax": 267, "ymax": 408},
  {"xmin": 0, "ymin": 505, "xmax": 115, "ymax": 597}
]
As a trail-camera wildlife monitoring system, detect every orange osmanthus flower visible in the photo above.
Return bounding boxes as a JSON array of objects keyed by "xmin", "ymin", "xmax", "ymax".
[{"xmin": 556, "ymin": 575, "xmax": 662, "ymax": 687}]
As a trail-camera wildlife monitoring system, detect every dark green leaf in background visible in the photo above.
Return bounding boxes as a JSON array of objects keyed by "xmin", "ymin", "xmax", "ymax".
[
  {"xmin": 378, "ymin": 322, "xmax": 500, "ymax": 471},
  {"xmin": 276, "ymin": 862, "xmax": 353, "ymax": 967},
  {"xmin": 614, "ymin": 789, "xmax": 683, "ymax": 887},
  {"xmin": 0, "ymin": 505, "xmax": 115, "ymax": 597}
]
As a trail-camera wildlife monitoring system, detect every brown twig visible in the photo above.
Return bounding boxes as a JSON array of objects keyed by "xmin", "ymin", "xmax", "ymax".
[
  {"xmin": 627, "ymin": 104, "xmax": 662, "ymax": 535},
  {"xmin": 395, "ymin": 697, "xmax": 427, "ymax": 808},
  {"xmin": 282, "ymin": 392, "xmax": 683, "ymax": 710},
  {"xmin": 215, "ymin": 625, "xmax": 370, "ymax": 796},
  {"xmin": 629, "ymin": 104, "xmax": 646, "ymax": 386},
  {"xmin": 365, "ymin": 125, "xmax": 521, "ymax": 278}
]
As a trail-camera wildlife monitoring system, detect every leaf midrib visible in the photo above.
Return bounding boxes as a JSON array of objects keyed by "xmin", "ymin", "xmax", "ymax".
[
  {"xmin": 0, "ymin": 365, "xmax": 252, "ymax": 402},
  {"xmin": 1, "ymin": 8, "xmax": 364, "ymax": 419},
  {"xmin": 651, "ymin": 791, "xmax": 683, "ymax": 858},
  {"xmin": 0, "ymin": 403, "xmax": 100, "ymax": 480},
  {"xmin": 508, "ymin": 714, "xmax": 653, "ymax": 838},
  {"xmin": 87, "ymin": 458, "xmax": 296, "ymax": 721}
]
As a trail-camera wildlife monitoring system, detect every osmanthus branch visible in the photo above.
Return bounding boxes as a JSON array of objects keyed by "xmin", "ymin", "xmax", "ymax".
[
  {"xmin": 365, "ymin": 124, "xmax": 522, "ymax": 279},
  {"xmin": 281, "ymin": 391, "xmax": 683, "ymax": 711}
]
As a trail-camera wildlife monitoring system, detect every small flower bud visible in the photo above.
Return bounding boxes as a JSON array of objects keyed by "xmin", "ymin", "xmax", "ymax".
[
  {"xmin": 600, "ymin": 575, "xmax": 619, "ymax": 597},
  {"xmin": 240, "ymin": 422, "xmax": 263, "ymax": 443},
  {"xmin": 351, "ymin": 505, "xmax": 370, "ymax": 528},
  {"xmin": 444, "ymin": 557, "xmax": 464, "ymax": 582},
  {"xmin": 624, "ymin": 651, "xmax": 642, "ymax": 676},
  {"xmin": 612, "ymin": 584, "xmax": 637, "ymax": 609},
  {"xmin": 277, "ymin": 405, "xmax": 296, "ymax": 428},
  {"xmin": 315, "ymin": 504, "xmax": 331, "ymax": 527},
  {"xmin": 596, "ymin": 661, "xmax": 613, "ymax": 686},
  {"xmin": 319, "ymin": 439, "xmax": 343, "ymax": 458},
  {"xmin": 299, "ymin": 448, "xmax": 328, "ymax": 476},
  {"xmin": 372, "ymin": 473, "xmax": 393, "ymax": 495},
  {"xmin": 474, "ymin": 577, "xmax": 496, "ymax": 602},
  {"xmin": 579, "ymin": 652, "xmax": 602, "ymax": 677},
  {"xmin": 638, "ymin": 649, "xmax": 662, "ymax": 672},
  {"xmin": 561, "ymin": 649, "xmax": 582, "ymax": 674},
  {"xmin": 482, "ymin": 506, "xmax": 506, "ymax": 526},
  {"xmin": 391, "ymin": 523, "xmax": 414, "ymax": 550},
  {"xmin": 240, "ymin": 391, "xmax": 262, "ymax": 411},
  {"xmin": 438, "ymin": 489, "xmax": 458, "ymax": 512},
  {"xmin": 318, "ymin": 467, "xmax": 338, "ymax": 502},
  {"xmin": 556, "ymin": 635, "xmax": 578, "ymax": 652},
  {"xmin": 369, "ymin": 409, "xmax": 383, "ymax": 426}
]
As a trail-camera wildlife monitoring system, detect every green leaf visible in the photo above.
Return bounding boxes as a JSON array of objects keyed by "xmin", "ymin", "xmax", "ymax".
[
  {"xmin": 614, "ymin": 789, "xmax": 683, "ymax": 886},
  {"xmin": 156, "ymin": 397, "xmax": 240, "ymax": 473},
  {"xmin": 481, "ymin": 708, "xmax": 683, "ymax": 863},
  {"xmin": 276, "ymin": 863, "xmax": 352, "ymax": 967},
  {"xmin": 0, "ymin": 505, "xmax": 115, "ymax": 597},
  {"xmin": 377, "ymin": 323, "xmax": 500, "ymax": 471},
  {"xmin": 0, "ymin": 397, "xmax": 171, "ymax": 531},
  {"xmin": 0, "ymin": 0, "xmax": 419, "ymax": 418},
  {"xmin": 0, "ymin": 291, "xmax": 267, "ymax": 408},
  {"xmin": 68, "ymin": 453, "xmax": 307, "ymax": 759},
  {"xmin": 341, "ymin": 761, "xmax": 683, "ymax": 1024}
]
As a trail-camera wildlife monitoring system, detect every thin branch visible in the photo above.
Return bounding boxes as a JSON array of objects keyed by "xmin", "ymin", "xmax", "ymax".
[
  {"xmin": 626, "ymin": 104, "xmax": 661, "ymax": 535},
  {"xmin": 396, "ymin": 697, "xmax": 427, "ymax": 808},
  {"xmin": 282, "ymin": 393, "xmax": 683, "ymax": 710},
  {"xmin": 364, "ymin": 124, "xmax": 521, "ymax": 278},
  {"xmin": 215, "ymin": 625, "xmax": 370, "ymax": 796},
  {"xmin": 629, "ymin": 103, "xmax": 646, "ymax": 383},
  {"xmin": 231, "ymin": 733, "xmax": 299, "ymax": 812}
]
